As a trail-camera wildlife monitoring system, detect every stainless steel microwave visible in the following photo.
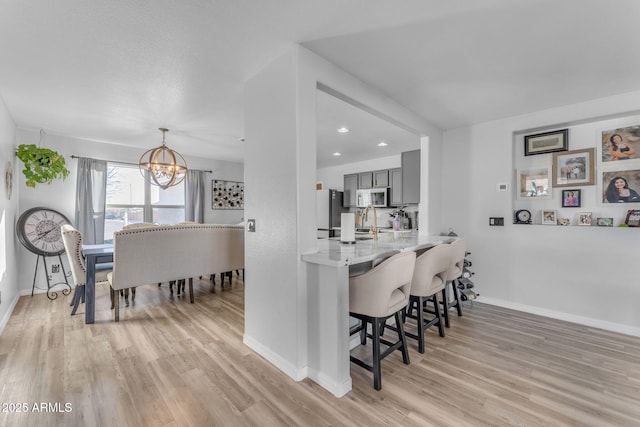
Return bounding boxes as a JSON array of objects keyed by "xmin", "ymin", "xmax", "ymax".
[{"xmin": 356, "ymin": 188, "xmax": 388, "ymax": 208}]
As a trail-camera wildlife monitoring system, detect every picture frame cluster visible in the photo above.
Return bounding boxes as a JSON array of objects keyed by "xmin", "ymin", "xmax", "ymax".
[{"xmin": 515, "ymin": 118, "xmax": 640, "ymax": 226}]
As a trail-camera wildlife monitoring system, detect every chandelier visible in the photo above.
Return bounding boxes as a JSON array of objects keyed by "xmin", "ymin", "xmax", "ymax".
[{"xmin": 138, "ymin": 128, "xmax": 187, "ymax": 189}]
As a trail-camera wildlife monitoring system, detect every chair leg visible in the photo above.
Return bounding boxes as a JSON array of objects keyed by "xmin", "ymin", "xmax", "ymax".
[
  {"xmin": 416, "ymin": 296, "xmax": 425, "ymax": 353},
  {"xmin": 451, "ymin": 280, "xmax": 463, "ymax": 317},
  {"xmin": 131, "ymin": 287, "xmax": 136, "ymax": 302},
  {"xmin": 359, "ymin": 319, "xmax": 367, "ymax": 345},
  {"xmin": 70, "ymin": 285, "xmax": 84, "ymax": 315},
  {"xmin": 395, "ymin": 311, "xmax": 410, "ymax": 365},
  {"xmin": 189, "ymin": 278, "xmax": 194, "ymax": 304},
  {"xmin": 432, "ymin": 295, "xmax": 445, "ymax": 337},
  {"xmin": 441, "ymin": 288, "xmax": 451, "ymax": 328},
  {"xmin": 114, "ymin": 288, "xmax": 120, "ymax": 322},
  {"xmin": 70, "ymin": 286, "xmax": 79, "ymax": 307},
  {"xmin": 110, "ymin": 287, "xmax": 115, "ymax": 310},
  {"xmin": 372, "ymin": 318, "xmax": 382, "ymax": 390}
]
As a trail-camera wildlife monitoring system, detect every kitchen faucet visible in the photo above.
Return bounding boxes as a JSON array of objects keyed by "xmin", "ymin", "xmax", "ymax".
[{"xmin": 363, "ymin": 204, "xmax": 378, "ymax": 241}]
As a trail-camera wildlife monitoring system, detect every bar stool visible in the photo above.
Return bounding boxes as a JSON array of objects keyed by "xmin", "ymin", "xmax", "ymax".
[
  {"xmin": 442, "ymin": 238, "xmax": 467, "ymax": 327},
  {"xmin": 349, "ymin": 251, "xmax": 416, "ymax": 390},
  {"xmin": 404, "ymin": 244, "xmax": 452, "ymax": 353}
]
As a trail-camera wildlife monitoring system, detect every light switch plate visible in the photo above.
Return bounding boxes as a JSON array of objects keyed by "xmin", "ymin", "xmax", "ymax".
[
  {"xmin": 489, "ymin": 217, "xmax": 504, "ymax": 226},
  {"xmin": 247, "ymin": 219, "xmax": 256, "ymax": 232}
]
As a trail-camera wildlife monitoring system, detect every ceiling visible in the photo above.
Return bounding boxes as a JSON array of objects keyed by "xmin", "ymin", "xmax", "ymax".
[{"xmin": 1, "ymin": 1, "xmax": 640, "ymax": 167}]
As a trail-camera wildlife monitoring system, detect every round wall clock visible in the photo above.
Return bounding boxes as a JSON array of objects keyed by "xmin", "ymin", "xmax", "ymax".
[
  {"xmin": 16, "ymin": 207, "xmax": 71, "ymax": 256},
  {"xmin": 514, "ymin": 209, "xmax": 532, "ymax": 224}
]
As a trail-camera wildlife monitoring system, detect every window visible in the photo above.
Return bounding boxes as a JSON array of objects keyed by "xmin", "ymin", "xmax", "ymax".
[{"xmin": 105, "ymin": 163, "xmax": 185, "ymax": 242}]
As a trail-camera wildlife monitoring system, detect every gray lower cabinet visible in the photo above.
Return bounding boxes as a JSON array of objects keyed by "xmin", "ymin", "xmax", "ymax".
[
  {"xmin": 402, "ymin": 150, "xmax": 420, "ymax": 204},
  {"xmin": 389, "ymin": 168, "xmax": 402, "ymax": 206},
  {"xmin": 343, "ymin": 173, "xmax": 358, "ymax": 207}
]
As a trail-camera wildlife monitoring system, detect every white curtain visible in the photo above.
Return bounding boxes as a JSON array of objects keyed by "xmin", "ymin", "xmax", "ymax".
[
  {"xmin": 75, "ymin": 157, "xmax": 107, "ymax": 244},
  {"xmin": 185, "ymin": 169, "xmax": 206, "ymax": 223}
]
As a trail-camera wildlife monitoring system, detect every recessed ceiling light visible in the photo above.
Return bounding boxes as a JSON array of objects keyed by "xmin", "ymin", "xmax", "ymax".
[
  {"xmin": 337, "ymin": 127, "xmax": 349, "ymax": 133},
  {"xmin": 333, "ymin": 152, "xmax": 341, "ymax": 156},
  {"xmin": 378, "ymin": 141, "xmax": 388, "ymax": 147}
]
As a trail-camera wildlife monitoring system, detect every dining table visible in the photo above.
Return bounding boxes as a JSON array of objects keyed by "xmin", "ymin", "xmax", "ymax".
[{"xmin": 82, "ymin": 243, "xmax": 114, "ymax": 324}]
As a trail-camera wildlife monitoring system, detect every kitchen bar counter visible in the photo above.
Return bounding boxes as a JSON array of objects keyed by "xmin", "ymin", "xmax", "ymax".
[
  {"xmin": 302, "ymin": 231, "xmax": 453, "ymax": 397},
  {"xmin": 302, "ymin": 231, "xmax": 449, "ymax": 267}
]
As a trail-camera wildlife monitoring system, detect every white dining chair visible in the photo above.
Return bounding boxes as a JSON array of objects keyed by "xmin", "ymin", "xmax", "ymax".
[{"xmin": 61, "ymin": 225, "xmax": 113, "ymax": 315}]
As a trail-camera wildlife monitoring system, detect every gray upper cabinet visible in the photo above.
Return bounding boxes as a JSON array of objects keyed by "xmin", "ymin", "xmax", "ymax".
[
  {"xmin": 373, "ymin": 169, "xmax": 389, "ymax": 188},
  {"xmin": 402, "ymin": 150, "xmax": 420, "ymax": 204},
  {"xmin": 358, "ymin": 172, "xmax": 373, "ymax": 189},
  {"xmin": 344, "ymin": 161, "xmax": 416, "ymax": 207},
  {"xmin": 343, "ymin": 173, "xmax": 358, "ymax": 207},
  {"xmin": 389, "ymin": 168, "xmax": 402, "ymax": 206}
]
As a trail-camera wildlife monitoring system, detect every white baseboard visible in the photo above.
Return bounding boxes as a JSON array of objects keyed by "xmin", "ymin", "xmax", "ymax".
[
  {"xmin": 242, "ymin": 334, "xmax": 308, "ymax": 381},
  {"xmin": 0, "ymin": 293, "xmax": 20, "ymax": 336},
  {"xmin": 306, "ymin": 367, "xmax": 351, "ymax": 398},
  {"xmin": 478, "ymin": 296, "xmax": 640, "ymax": 338},
  {"xmin": 243, "ymin": 334, "xmax": 353, "ymax": 398}
]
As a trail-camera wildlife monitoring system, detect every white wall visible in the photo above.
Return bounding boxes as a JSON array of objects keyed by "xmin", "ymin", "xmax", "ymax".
[
  {"xmin": 243, "ymin": 44, "xmax": 442, "ymax": 382},
  {"xmin": 244, "ymin": 47, "xmax": 308, "ymax": 377},
  {"xmin": 0, "ymin": 96, "xmax": 19, "ymax": 334},
  {"xmin": 442, "ymin": 90, "xmax": 640, "ymax": 336},
  {"xmin": 15, "ymin": 128, "xmax": 243, "ymax": 296}
]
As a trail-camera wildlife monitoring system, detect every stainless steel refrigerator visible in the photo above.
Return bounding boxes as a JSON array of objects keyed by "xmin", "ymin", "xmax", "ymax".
[{"xmin": 317, "ymin": 189, "xmax": 347, "ymax": 238}]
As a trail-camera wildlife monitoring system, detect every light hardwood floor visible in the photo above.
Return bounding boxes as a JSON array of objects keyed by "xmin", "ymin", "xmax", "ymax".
[{"xmin": 1, "ymin": 277, "xmax": 639, "ymax": 427}]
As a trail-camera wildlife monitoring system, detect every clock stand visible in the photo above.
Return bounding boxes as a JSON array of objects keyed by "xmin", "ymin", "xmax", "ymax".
[
  {"xmin": 17, "ymin": 207, "xmax": 73, "ymax": 300},
  {"xmin": 30, "ymin": 253, "xmax": 71, "ymax": 300}
]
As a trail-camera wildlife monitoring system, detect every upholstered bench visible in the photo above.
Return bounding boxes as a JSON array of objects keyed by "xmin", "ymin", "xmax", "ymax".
[{"xmin": 107, "ymin": 224, "xmax": 244, "ymax": 321}]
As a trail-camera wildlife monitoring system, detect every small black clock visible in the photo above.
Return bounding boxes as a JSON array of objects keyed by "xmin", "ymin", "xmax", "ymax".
[
  {"xmin": 16, "ymin": 207, "xmax": 71, "ymax": 256},
  {"xmin": 514, "ymin": 209, "xmax": 532, "ymax": 224}
]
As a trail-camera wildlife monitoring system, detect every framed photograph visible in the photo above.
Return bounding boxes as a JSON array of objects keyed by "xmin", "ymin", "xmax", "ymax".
[
  {"xmin": 596, "ymin": 217, "xmax": 614, "ymax": 227},
  {"xmin": 524, "ymin": 129, "xmax": 568, "ymax": 156},
  {"xmin": 558, "ymin": 218, "xmax": 571, "ymax": 226},
  {"xmin": 625, "ymin": 209, "xmax": 640, "ymax": 227},
  {"xmin": 552, "ymin": 148, "xmax": 595, "ymax": 187},
  {"xmin": 600, "ymin": 169, "xmax": 640, "ymax": 205},
  {"xmin": 600, "ymin": 124, "xmax": 640, "ymax": 163},
  {"xmin": 542, "ymin": 210, "xmax": 557, "ymax": 225},
  {"xmin": 516, "ymin": 167, "xmax": 552, "ymax": 200},
  {"xmin": 578, "ymin": 212, "xmax": 592, "ymax": 226},
  {"xmin": 211, "ymin": 179, "xmax": 244, "ymax": 209},
  {"xmin": 561, "ymin": 189, "xmax": 581, "ymax": 207}
]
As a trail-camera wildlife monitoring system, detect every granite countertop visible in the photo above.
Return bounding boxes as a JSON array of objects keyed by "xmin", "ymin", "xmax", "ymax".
[{"xmin": 302, "ymin": 231, "xmax": 453, "ymax": 267}]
